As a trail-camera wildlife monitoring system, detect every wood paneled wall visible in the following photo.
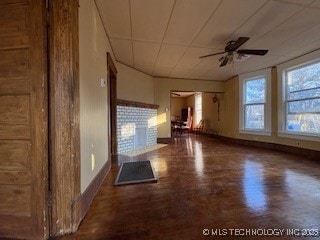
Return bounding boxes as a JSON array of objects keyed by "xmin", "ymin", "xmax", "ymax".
[{"xmin": 0, "ymin": 0, "xmax": 49, "ymax": 239}]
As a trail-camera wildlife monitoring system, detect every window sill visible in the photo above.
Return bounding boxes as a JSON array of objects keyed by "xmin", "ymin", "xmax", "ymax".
[
  {"xmin": 278, "ymin": 132, "xmax": 320, "ymax": 142},
  {"xmin": 239, "ymin": 130, "xmax": 272, "ymax": 136}
]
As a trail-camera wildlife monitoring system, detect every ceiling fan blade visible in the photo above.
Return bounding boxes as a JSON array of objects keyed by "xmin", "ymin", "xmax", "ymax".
[
  {"xmin": 237, "ymin": 49, "xmax": 268, "ymax": 55},
  {"xmin": 227, "ymin": 37, "xmax": 249, "ymax": 52},
  {"xmin": 219, "ymin": 56, "xmax": 228, "ymax": 67},
  {"xmin": 171, "ymin": 93, "xmax": 181, "ymax": 97},
  {"xmin": 199, "ymin": 51, "xmax": 226, "ymax": 59}
]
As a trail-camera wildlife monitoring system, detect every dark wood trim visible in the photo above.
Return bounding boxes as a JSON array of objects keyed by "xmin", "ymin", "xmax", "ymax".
[
  {"xmin": 117, "ymin": 99, "xmax": 159, "ymax": 109},
  {"xmin": 80, "ymin": 160, "xmax": 111, "ymax": 220},
  {"xmin": 211, "ymin": 134, "xmax": 320, "ymax": 161},
  {"xmin": 31, "ymin": 0, "xmax": 50, "ymax": 238},
  {"xmin": 49, "ymin": 0, "xmax": 80, "ymax": 236},
  {"xmin": 70, "ymin": 0, "xmax": 81, "ymax": 232},
  {"xmin": 157, "ymin": 138, "xmax": 173, "ymax": 144},
  {"xmin": 107, "ymin": 52, "xmax": 117, "ymax": 74},
  {"xmin": 107, "ymin": 52, "xmax": 118, "ymax": 155}
]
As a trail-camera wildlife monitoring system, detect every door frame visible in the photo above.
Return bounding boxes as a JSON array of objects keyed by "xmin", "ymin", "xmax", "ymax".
[
  {"xmin": 48, "ymin": 0, "xmax": 81, "ymax": 236},
  {"xmin": 107, "ymin": 52, "xmax": 117, "ymax": 156}
]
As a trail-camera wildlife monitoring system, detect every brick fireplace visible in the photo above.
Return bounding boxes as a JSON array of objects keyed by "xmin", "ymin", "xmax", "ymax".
[{"xmin": 116, "ymin": 100, "xmax": 158, "ymax": 154}]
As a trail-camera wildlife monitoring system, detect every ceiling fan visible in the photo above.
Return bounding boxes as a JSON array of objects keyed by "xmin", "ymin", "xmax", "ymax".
[{"xmin": 199, "ymin": 37, "xmax": 268, "ymax": 67}]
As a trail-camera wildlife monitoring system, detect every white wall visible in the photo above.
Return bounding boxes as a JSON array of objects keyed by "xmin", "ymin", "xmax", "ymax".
[
  {"xmin": 170, "ymin": 97, "xmax": 187, "ymax": 120},
  {"xmin": 79, "ymin": 0, "xmax": 157, "ymax": 193},
  {"xmin": 117, "ymin": 63, "xmax": 154, "ymax": 104},
  {"xmin": 79, "ymin": 0, "xmax": 114, "ymax": 193}
]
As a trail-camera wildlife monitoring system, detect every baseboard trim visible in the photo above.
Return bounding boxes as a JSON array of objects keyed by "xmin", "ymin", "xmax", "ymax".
[
  {"xmin": 157, "ymin": 137, "xmax": 172, "ymax": 144},
  {"xmin": 213, "ymin": 134, "xmax": 320, "ymax": 161},
  {"xmin": 72, "ymin": 159, "xmax": 111, "ymax": 231}
]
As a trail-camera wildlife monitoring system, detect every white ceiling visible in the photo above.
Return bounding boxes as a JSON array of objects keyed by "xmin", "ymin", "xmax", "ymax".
[{"xmin": 96, "ymin": 0, "xmax": 320, "ymax": 81}]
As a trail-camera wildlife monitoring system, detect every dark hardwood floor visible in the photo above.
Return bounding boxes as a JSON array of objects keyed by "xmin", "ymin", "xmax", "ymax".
[{"xmin": 56, "ymin": 135, "xmax": 320, "ymax": 240}]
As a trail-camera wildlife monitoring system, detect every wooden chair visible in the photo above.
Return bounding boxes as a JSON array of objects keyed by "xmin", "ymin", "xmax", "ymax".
[{"xmin": 193, "ymin": 119, "xmax": 204, "ymax": 134}]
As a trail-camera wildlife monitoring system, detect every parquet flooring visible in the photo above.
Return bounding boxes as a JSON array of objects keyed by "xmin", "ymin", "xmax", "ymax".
[{"xmin": 55, "ymin": 135, "xmax": 320, "ymax": 240}]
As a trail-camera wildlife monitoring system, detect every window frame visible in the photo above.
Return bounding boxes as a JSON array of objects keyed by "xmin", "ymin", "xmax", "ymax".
[
  {"xmin": 239, "ymin": 68, "xmax": 272, "ymax": 136},
  {"xmin": 194, "ymin": 93, "xmax": 202, "ymax": 125},
  {"xmin": 278, "ymin": 50, "xmax": 320, "ymax": 141}
]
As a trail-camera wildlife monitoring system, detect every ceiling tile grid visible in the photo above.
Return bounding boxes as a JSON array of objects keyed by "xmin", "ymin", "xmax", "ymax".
[
  {"xmin": 96, "ymin": 0, "xmax": 320, "ymax": 81},
  {"xmin": 163, "ymin": 0, "xmax": 221, "ymax": 46},
  {"xmin": 131, "ymin": 0, "xmax": 175, "ymax": 42},
  {"xmin": 132, "ymin": 41, "xmax": 161, "ymax": 67}
]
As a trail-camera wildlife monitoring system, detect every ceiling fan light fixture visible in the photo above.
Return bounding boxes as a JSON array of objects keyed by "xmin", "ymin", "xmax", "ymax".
[
  {"xmin": 199, "ymin": 37, "xmax": 268, "ymax": 67},
  {"xmin": 235, "ymin": 53, "xmax": 251, "ymax": 62},
  {"xmin": 227, "ymin": 52, "xmax": 233, "ymax": 62}
]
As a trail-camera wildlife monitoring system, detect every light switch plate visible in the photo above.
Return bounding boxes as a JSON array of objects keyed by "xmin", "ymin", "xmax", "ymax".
[{"xmin": 100, "ymin": 78, "xmax": 106, "ymax": 87}]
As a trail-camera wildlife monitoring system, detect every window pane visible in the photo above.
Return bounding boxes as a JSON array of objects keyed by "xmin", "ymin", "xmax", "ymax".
[
  {"xmin": 288, "ymin": 98, "xmax": 320, "ymax": 113},
  {"xmin": 287, "ymin": 61, "xmax": 320, "ymax": 93},
  {"xmin": 196, "ymin": 111, "xmax": 202, "ymax": 125},
  {"xmin": 245, "ymin": 78, "xmax": 265, "ymax": 104},
  {"xmin": 287, "ymin": 113, "xmax": 320, "ymax": 134},
  {"xmin": 288, "ymin": 88, "xmax": 320, "ymax": 100},
  {"xmin": 245, "ymin": 104, "xmax": 264, "ymax": 129},
  {"xmin": 195, "ymin": 94, "xmax": 202, "ymax": 124}
]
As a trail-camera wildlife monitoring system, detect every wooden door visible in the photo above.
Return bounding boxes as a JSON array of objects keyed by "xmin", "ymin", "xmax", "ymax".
[{"xmin": 0, "ymin": 0, "xmax": 48, "ymax": 239}]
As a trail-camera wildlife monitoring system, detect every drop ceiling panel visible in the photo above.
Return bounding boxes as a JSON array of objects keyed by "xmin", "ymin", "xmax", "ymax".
[
  {"xmin": 248, "ymin": 8, "xmax": 320, "ymax": 50},
  {"xmin": 194, "ymin": 55, "xmax": 223, "ymax": 70},
  {"xmin": 228, "ymin": 1, "xmax": 303, "ymax": 44},
  {"xmin": 254, "ymin": 55, "xmax": 292, "ymax": 69},
  {"xmin": 201, "ymin": 67, "xmax": 233, "ymax": 80},
  {"xmin": 96, "ymin": 0, "xmax": 320, "ymax": 81},
  {"xmin": 133, "ymin": 41, "xmax": 161, "ymax": 67},
  {"xmin": 110, "ymin": 39, "xmax": 133, "ymax": 66},
  {"xmin": 288, "ymin": 40, "xmax": 320, "ymax": 59},
  {"xmin": 311, "ymin": 0, "xmax": 320, "ymax": 8},
  {"xmin": 134, "ymin": 65, "xmax": 154, "ymax": 75},
  {"xmin": 131, "ymin": 0, "xmax": 175, "ymax": 42},
  {"xmin": 193, "ymin": 0, "xmax": 268, "ymax": 48},
  {"xmin": 175, "ymin": 47, "xmax": 215, "ymax": 68},
  {"xmin": 96, "ymin": 0, "xmax": 131, "ymax": 39},
  {"xmin": 240, "ymin": 54, "xmax": 282, "ymax": 69},
  {"xmin": 233, "ymin": 64, "xmax": 260, "ymax": 75},
  {"xmin": 163, "ymin": 0, "xmax": 221, "ymax": 45},
  {"xmin": 169, "ymin": 68, "xmax": 191, "ymax": 78},
  {"xmin": 184, "ymin": 68, "xmax": 209, "ymax": 79},
  {"xmin": 275, "ymin": 0, "xmax": 314, "ymax": 6},
  {"xmin": 155, "ymin": 44, "xmax": 187, "ymax": 68},
  {"xmin": 269, "ymin": 24, "xmax": 320, "ymax": 57},
  {"xmin": 153, "ymin": 67, "xmax": 172, "ymax": 77}
]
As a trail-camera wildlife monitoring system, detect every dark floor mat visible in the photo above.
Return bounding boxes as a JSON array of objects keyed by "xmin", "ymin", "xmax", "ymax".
[{"xmin": 114, "ymin": 161, "xmax": 157, "ymax": 186}]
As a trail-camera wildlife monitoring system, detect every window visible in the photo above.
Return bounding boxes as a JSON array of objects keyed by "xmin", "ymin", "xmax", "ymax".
[
  {"xmin": 284, "ymin": 61, "xmax": 320, "ymax": 135},
  {"xmin": 239, "ymin": 69, "xmax": 271, "ymax": 135},
  {"xmin": 244, "ymin": 78, "xmax": 266, "ymax": 130},
  {"xmin": 278, "ymin": 49, "xmax": 320, "ymax": 141},
  {"xmin": 195, "ymin": 93, "xmax": 202, "ymax": 125}
]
